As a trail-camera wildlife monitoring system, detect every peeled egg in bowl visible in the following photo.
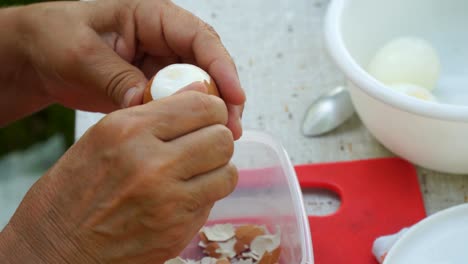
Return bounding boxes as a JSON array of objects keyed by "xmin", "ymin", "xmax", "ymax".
[
  {"xmin": 368, "ymin": 37, "xmax": 441, "ymax": 90},
  {"xmin": 324, "ymin": 0, "xmax": 468, "ymax": 174},
  {"xmin": 388, "ymin": 83, "xmax": 437, "ymax": 102}
]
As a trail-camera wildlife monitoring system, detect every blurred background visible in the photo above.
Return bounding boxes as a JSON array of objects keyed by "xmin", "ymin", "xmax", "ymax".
[{"xmin": 0, "ymin": 0, "xmax": 75, "ymax": 229}]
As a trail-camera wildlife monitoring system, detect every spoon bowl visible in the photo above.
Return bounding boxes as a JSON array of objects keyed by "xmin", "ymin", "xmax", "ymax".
[{"xmin": 302, "ymin": 86, "xmax": 355, "ymax": 137}]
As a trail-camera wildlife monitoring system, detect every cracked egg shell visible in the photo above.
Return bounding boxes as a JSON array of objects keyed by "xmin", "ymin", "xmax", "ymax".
[
  {"xmin": 215, "ymin": 238, "xmax": 237, "ymax": 259},
  {"xmin": 232, "ymin": 259, "xmax": 254, "ymax": 264},
  {"xmin": 199, "ymin": 231, "xmax": 210, "ymax": 245},
  {"xmin": 257, "ymin": 246, "xmax": 281, "ymax": 264},
  {"xmin": 200, "ymin": 257, "xmax": 218, "ymax": 264},
  {"xmin": 216, "ymin": 258, "xmax": 231, "ymax": 264},
  {"xmin": 250, "ymin": 227, "xmax": 281, "ymax": 257},
  {"xmin": 203, "ymin": 243, "xmax": 222, "ymax": 259},
  {"xmin": 234, "ymin": 240, "xmax": 249, "ymax": 256},
  {"xmin": 235, "ymin": 225, "xmax": 267, "ymax": 246},
  {"xmin": 143, "ymin": 63, "xmax": 219, "ymax": 103},
  {"xmin": 202, "ymin": 224, "xmax": 236, "ymax": 242}
]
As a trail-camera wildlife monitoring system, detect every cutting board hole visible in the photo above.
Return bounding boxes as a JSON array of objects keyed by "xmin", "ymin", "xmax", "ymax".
[{"xmin": 302, "ymin": 188, "xmax": 341, "ymax": 216}]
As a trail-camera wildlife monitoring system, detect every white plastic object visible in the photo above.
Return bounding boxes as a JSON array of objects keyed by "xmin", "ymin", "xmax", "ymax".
[
  {"xmin": 384, "ymin": 204, "xmax": 468, "ymax": 263},
  {"xmin": 178, "ymin": 131, "xmax": 314, "ymax": 264},
  {"xmin": 368, "ymin": 37, "xmax": 441, "ymax": 90},
  {"xmin": 372, "ymin": 228, "xmax": 409, "ymax": 263},
  {"xmin": 324, "ymin": 0, "xmax": 468, "ymax": 174}
]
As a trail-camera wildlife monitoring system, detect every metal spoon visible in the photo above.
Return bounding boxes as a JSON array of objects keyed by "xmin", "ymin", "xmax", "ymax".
[{"xmin": 301, "ymin": 86, "xmax": 355, "ymax": 137}]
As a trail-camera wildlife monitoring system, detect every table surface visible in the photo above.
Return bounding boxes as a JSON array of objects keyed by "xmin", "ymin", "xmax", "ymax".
[{"xmin": 75, "ymin": 0, "xmax": 468, "ymax": 216}]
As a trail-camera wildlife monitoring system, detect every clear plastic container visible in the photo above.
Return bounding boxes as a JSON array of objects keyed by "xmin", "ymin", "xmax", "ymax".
[{"xmin": 180, "ymin": 131, "xmax": 314, "ymax": 263}]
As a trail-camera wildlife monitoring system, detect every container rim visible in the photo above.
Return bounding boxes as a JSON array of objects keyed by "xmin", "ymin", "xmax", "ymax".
[{"xmin": 239, "ymin": 131, "xmax": 314, "ymax": 264}]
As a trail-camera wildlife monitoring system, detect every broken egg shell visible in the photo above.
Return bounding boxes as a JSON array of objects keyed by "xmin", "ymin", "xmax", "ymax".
[
  {"xmin": 216, "ymin": 258, "xmax": 231, "ymax": 264},
  {"xmin": 199, "ymin": 231, "xmax": 210, "ymax": 245},
  {"xmin": 250, "ymin": 231, "xmax": 281, "ymax": 257},
  {"xmin": 204, "ymin": 243, "xmax": 222, "ymax": 259},
  {"xmin": 234, "ymin": 241, "xmax": 249, "ymax": 256},
  {"xmin": 241, "ymin": 251, "xmax": 260, "ymax": 261},
  {"xmin": 215, "ymin": 238, "xmax": 237, "ymax": 259},
  {"xmin": 198, "ymin": 240, "xmax": 208, "ymax": 248},
  {"xmin": 143, "ymin": 77, "xmax": 154, "ymax": 103},
  {"xmin": 231, "ymin": 259, "xmax": 254, "ymax": 264},
  {"xmin": 202, "ymin": 224, "xmax": 236, "ymax": 242},
  {"xmin": 235, "ymin": 225, "xmax": 267, "ymax": 246},
  {"xmin": 143, "ymin": 64, "xmax": 219, "ymax": 103},
  {"xmin": 270, "ymin": 246, "xmax": 281, "ymax": 264},
  {"xmin": 257, "ymin": 246, "xmax": 281, "ymax": 264},
  {"xmin": 257, "ymin": 252, "xmax": 273, "ymax": 264},
  {"xmin": 200, "ymin": 257, "xmax": 218, "ymax": 264}
]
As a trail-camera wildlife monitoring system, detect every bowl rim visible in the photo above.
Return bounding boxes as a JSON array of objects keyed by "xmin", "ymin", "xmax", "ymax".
[
  {"xmin": 383, "ymin": 203, "xmax": 468, "ymax": 263},
  {"xmin": 324, "ymin": 0, "xmax": 468, "ymax": 122}
]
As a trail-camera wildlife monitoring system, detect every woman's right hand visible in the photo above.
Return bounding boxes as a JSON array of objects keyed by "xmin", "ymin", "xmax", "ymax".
[{"xmin": 0, "ymin": 88, "xmax": 238, "ymax": 264}]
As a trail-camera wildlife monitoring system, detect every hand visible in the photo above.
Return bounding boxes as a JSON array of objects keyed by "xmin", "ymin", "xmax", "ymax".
[
  {"xmin": 1, "ymin": 0, "xmax": 244, "ymax": 139},
  {"xmin": 0, "ymin": 90, "xmax": 238, "ymax": 263}
]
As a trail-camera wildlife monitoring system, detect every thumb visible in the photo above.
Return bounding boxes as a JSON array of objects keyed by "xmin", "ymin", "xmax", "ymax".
[{"xmin": 85, "ymin": 42, "xmax": 148, "ymax": 109}]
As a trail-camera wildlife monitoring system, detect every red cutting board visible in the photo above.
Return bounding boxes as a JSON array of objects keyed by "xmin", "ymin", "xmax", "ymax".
[{"xmin": 295, "ymin": 157, "xmax": 426, "ymax": 264}]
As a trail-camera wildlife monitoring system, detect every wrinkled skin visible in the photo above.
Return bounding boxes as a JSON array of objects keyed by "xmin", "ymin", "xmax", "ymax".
[
  {"xmin": 0, "ymin": 0, "xmax": 245, "ymax": 263},
  {"xmin": 0, "ymin": 0, "xmax": 244, "ymax": 138},
  {"xmin": 0, "ymin": 91, "xmax": 239, "ymax": 263}
]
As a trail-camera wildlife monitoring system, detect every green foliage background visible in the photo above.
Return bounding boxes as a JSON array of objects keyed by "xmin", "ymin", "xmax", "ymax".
[{"xmin": 0, "ymin": 0, "xmax": 75, "ymax": 156}]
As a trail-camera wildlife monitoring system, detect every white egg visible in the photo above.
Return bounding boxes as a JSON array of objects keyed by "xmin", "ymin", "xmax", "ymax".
[
  {"xmin": 151, "ymin": 64, "xmax": 212, "ymax": 99},
  {"xmin": 368, "ymin": 37, "xmax": 441, "ymax": 90},
  {"xmin": 388, "ymin": 83, "xmax": 437, "ymax": 102},
  {"xmin": 143, "ymin": 63, "xmax": 219, "ymax": 103}
]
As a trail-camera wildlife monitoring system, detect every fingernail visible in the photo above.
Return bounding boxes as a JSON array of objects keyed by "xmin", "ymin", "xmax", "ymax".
[
  {"xmin": 235, "ymin": 105, "xmax": 243, "ymax": 120},
  {"xmin": 122, "ymin": 87, "xmax": 138, "ymax": 108},
  {"xmin": 237, "ymin": 117, "xmax": 243, "ymax": 138}
]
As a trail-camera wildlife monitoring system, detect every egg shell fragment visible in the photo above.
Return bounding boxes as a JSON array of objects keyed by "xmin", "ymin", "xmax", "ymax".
[
  {"xmin": 202, "ymin": 224, "xmax": 236, "ymax": 242},
  {"xmin": 257, "ymin": 246, "xmax": 281, "ymax": 264},
  {"xmin": 250, "ymin": 228, "xmax": 281, "ymax": 257},
  {"xmin": 204, "ymin": 243, "xmax": 222, "ymax": 259},
  {"xmin": 235, "ymin": 225, "xmax": 267, "ymax": 245}
]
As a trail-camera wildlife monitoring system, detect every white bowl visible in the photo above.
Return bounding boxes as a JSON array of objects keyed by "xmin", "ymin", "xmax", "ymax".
[
  {"xmin": 324, "ymin": 0, "xmax": 468, "ymax": 174},
  {"xmin": 384, "ymin": 203, "xmax": 468, "ymax": 264}
]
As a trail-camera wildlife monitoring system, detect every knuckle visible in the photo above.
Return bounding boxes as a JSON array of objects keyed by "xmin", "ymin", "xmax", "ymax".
[
  {"xmin": 191, "ymin": 92, "xmax": 227, "ymax": 124},
  {"xmin": 212, "ymin": 125, "xmax": 234, "ymax": 160},
  {"xmin": 183, "ymin": 192, "xmax": 204, "ymax": 213},
  {"xmin": 92, "ymin": 110, "xmax": 141, "ymax": 143},
  {"xmin": 192, "ymin": 91, "xmax": 213, "ymax": 112},
  {"xmin": 201, "ymin": 21, "xmax": 220, "ymax": 40},
  {"xmin": 64, "ymin": 32, "xmax": 97, "ymax": 66},
  {"xmin": 223, "ymin": 163, "xmax": 239, "ymax": 195}
]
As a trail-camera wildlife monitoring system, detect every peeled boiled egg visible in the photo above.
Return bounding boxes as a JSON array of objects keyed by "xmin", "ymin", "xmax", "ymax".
[
  {"xmin": 388, "ymin": 83, "xmax": 437, "ymax": 102},
  {"xmin": 368, "ymin": 37, "xmax": 441, "ymax": 90},
  {"xmin": 143, "ymin": 63, "xmax": 219, "ymax": 103}
]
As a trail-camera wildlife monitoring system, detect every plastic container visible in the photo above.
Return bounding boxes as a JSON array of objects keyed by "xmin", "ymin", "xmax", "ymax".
[{"xmin": 179, "ymin": 130, "xmax": 314, "ymax": 263}]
